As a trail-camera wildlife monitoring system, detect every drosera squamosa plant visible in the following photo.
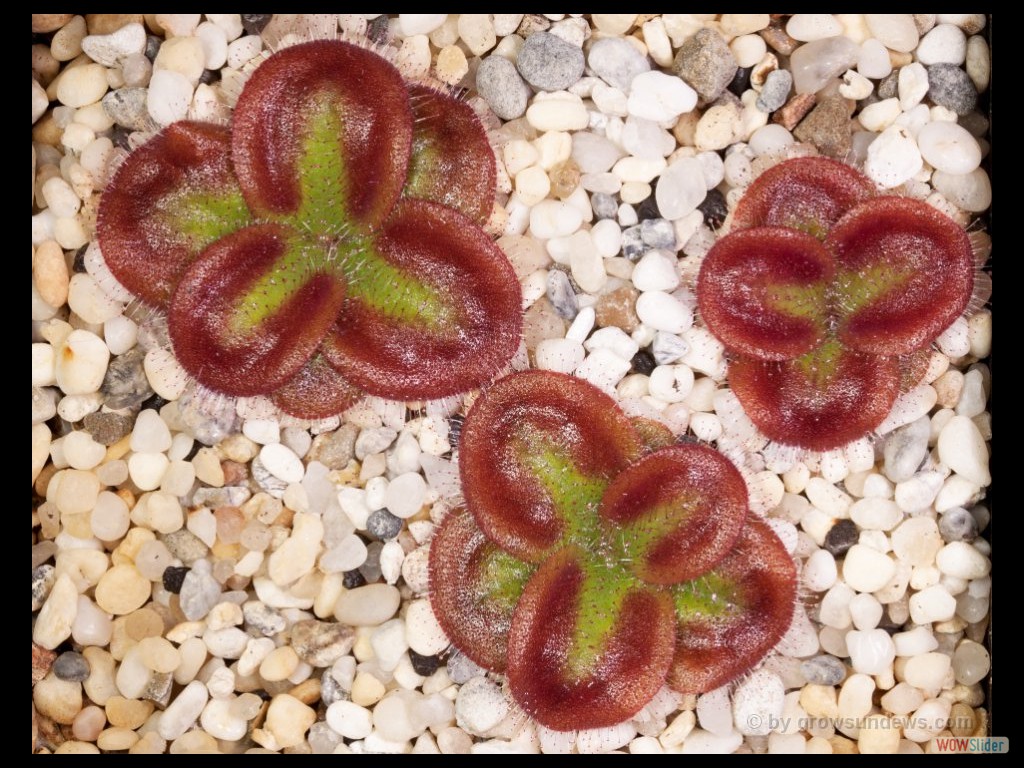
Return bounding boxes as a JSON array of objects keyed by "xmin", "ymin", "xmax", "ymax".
[
  {"xmin": 429, "ymin": 370, "xmax": 797, "ymax": 731},
  {"xmin": 697, "ymin": 156, "xmax": 979, "ymax": 452},
  {"xmin": 96, "ymin": 38, "xmax": 523, "ymax": 420}
]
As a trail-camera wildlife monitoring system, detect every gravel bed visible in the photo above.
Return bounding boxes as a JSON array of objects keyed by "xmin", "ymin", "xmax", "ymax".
[{"xmin": 32, "ymin": 13, "xmax": 992, "ymax": 755}]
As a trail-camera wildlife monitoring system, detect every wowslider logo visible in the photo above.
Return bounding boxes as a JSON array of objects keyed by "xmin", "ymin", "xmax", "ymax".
[{"xmin": 934, "ymin": 736, "xmax": 1008, "ymax": 754}]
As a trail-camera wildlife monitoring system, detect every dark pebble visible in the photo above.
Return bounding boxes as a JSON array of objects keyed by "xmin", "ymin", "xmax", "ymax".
[
  {"xmin": 83, "ymin": 411, "xmax": 134, "ymax": 447},
  {"xmin": 162, "ymin": 566, "xmax": 189, "ymax": 594},
  {"xmin": 409, "ymin": 649, "xmax": 440, "ymax": 677},
  {"xmin": 630, "ymin": 350, "xmax": 656, "ymax": 376},
  {"xmin": 53, "ymin": 651, "xmax": 91, "ymax": 682},
  {"xmin": 621, "ymin": 225, "xmax": 645, "ymax": 260},
  {"xmin": 366, "ymin": 509, "xmax": 403, "ymax": 541},
  {"xmin": 476, "ymin": 55, "xmax": 531, "ymax": 121},
  {"xmin": 241, "ymin": 14, "xmax": 273, "ymax": 35},
  {"xmin": 366, "ymin": 14, "xmax": 390, "ymax": 44},
  {"xmin": 72, "ymin": 245, "xmax": 88, "ymax": 273},
  {"xmin": 824, "ymin": 519, "xmax": 859, "ymax": 556},
  {"xmin": 546, "ymin": 268, "xmax": 579, "ymax": 320},
  {"xmin": 800, "ymin": 654, "xmax": 846, "ymax": 686},
  {"xmin": 101, "ymin": 347, "xmax": 154, "ymax": 410},
  {"xmin": 110, "ymin": 125, "xmax": 132, "ymax": 151},
  {"xmin": 927, "ymin": 63, "xmax": 978, "ymax": 115},
  {"xmin": 635, "ymin": 188, "xmax": 662, "ymax": 222},
  {"xmin": 938, "ymin": 507, "xmax": 978, "ymax": 543},
  {"xmin": 698, "ymin": 188, "xmax": 728, "ymax": 228},
  {"xmin": 793, "ymin": 96, "xmax": 853, "ymax": 158},
  {"xmin": 591, "ymin": 192, "xmax": 618, "ymax": 220},
  {"xmin": 343, "ymin": 569, "xmax": 367, "ymax": 589},
  {"xmin": 144, "ymin": 34, "xmax": 162, "ymax": 61},
  {"xmin": 728, "ymin": 66, "xmax": 752, "ymax": 98}
]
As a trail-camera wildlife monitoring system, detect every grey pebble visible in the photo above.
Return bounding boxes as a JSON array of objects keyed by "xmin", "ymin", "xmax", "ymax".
[
  {"xmin": 938, "ymin": 507, "xmax": 978, "ymax": 543},
  {"xmin": 291, "ymin": 619, "xmax": 356, "ymax": 667},
  {"xmin": 801, "ymin": 654, "xmax": 847, "ymax": 686},
  {"xmin": 179, "ymin": 562, "xmax": 223, "ymax": 621},
  {"xmin": 101, "ymin": 347, "xmax": 153, "ymax": 410},
  {"xmin": 160, "ymin": 529, "xmax": 210, "ymax": 565},
  {"xmin": 476, "ymin": 56, "xmax": 531, "ymax": 121},
  {"xmin": 640, "ymin": 218, "xmax": 676, "ymax": 250},
  {"xmin": 546, "ymin": 269, "xmax": 579, "ymax": 320},
  {"xmin": 516, "ymin": 31, "xmax": 585, "ymax": 91},
  {"xmin": 587, "ymin": 37, "xmax": 651, "ymax": 91},
  {"xmin": 673, "ymin": 27, "xmax": 738, "ymax": 102},
  {"xmin": 367, "ymin": 509, "xmax": 404, "ymax": 540},
  {"xmin": 83, "ymin": 411, "xmax": 134, "ymax": 446},
  {"xmin": 756, "ymin": 69, "xmax": 792, "ymax": 113},
  {"xmin": 53, "ymin": 651, "xmax": 91, "ymax": 682},
  {"xmin": 621, "ymin": 225, "xmax": 646, "ymax": 261},
  {"xmin": 243, "ymin": 600, "xmax": 287, "ymax": 637},
  {"xmin": 102, "ymin": 87, "xmax": 151, "ymax": 131},
  {"xmin": 591, "ymin": 192, "xmax": 618, "ymax": 219},
  {"xmin": 927, "ymin": 63, "xmax": 977, "ymax": 115},
  {"xmin": 32, "ymin": 565, "xmax": 56, "ymax": 612},
  {"xmin": 877, "ymin": 70, "xmax": 899, "ymax": 99},
  {"xmin": 883, "ymin": 416, "xmax": 930, "ymax": 483}
]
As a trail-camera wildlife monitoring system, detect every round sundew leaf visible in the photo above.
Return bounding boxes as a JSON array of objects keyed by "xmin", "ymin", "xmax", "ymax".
[
  {"xmin": 404, "ymin": 83, "xmax": 497, "ymax": 225},
  {"xmin": 428, "ymin": 506, "xmax": 534, "ymax": 673},
  {"xmin": 97, "ymin": 121, "xmax": 251, "ymax": 308},
  {"xmin": 698, "ymin": 227, "xmax": 834, "ymax": 361},
  {"xmin": 270, "ymin": 354, "xmax": 364, "ymax": 420},
  {"xmin": 827, "ymin": 196, "xmax": 975, "ymax": 356},
  {"xmin": 168, "ymin": 223, "xmax": 347, "ymax": 398},
  {"xmin": 506, "ymin": 546, "xmax": 676, "ymax": 731},
  {"xmin": 668, "ymin": 515, "xmax": 797, "ymax": 694},
  {"xmin": 232, "ymin": 39, "xmax": 413, "ymax": 230},
  {"xmin": 599, "ymin": 444, "xmax": 748, "ymax": 585},
  {"xmin": 731, "ymin": 156, "xmax": 876, "ymax": 237},
  {"xmin": 458, "ymin": 370, "xmax": 644, "ymax": 563},
  {"xmin": 321, "ymin": 198, "xmax": 522, "ymax": 402},
  {"xmin": 728, "ymin": 342, "xmax": 902, "ymax": 452}
]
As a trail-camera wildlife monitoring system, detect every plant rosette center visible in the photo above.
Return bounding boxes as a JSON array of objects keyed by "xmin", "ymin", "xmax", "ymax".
[
  {"xmin": 429, "ymin": 370, "xmax": 797, "ymax": 731},
  {"xmin": 697, "ymin": 156, "xmax": 975, "ymax": 452},
  {"xmin": 97, "ymin": 39, "xmax": 521, "ymax": 420}
]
